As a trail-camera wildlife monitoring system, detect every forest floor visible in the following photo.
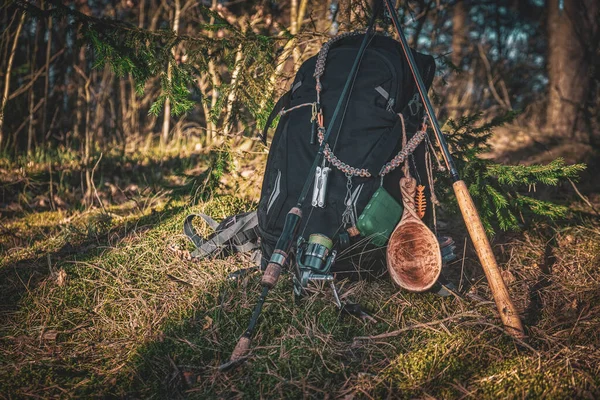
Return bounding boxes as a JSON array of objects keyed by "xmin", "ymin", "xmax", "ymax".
[{"xmin": 1, "ymin": 135, "xmax": 600, "ymax": 399}]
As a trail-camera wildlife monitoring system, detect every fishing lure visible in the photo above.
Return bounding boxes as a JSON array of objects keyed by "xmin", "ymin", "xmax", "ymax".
[{"xmin": 415, "ymin": 184, "xmax": 426, "ymax": 219}]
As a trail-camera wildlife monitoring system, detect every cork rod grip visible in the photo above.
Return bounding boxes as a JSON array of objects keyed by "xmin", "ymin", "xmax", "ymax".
[
  {"xmin": 453, "ymin": 180, "xmax": 525, "ymax": 339},
  {"xmin": 261, "ymin": 263, "xmax": 282, "ymax": 289},
  {"xmin": 230, "ymin": 336, "xmax": 251, "ymax": 361}
]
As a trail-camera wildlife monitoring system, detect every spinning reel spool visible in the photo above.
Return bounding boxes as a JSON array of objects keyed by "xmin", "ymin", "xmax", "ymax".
[{"xmin": 294, "ymin": 234, "xmax": 340, "ymax": 306}]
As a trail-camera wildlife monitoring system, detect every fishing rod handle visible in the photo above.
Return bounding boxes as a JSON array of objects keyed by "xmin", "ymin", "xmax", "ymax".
[
  {"xmin": 230, "ymin": 336, "xmax": 252, "ymax": 362},
  {"xmin": 262, "ymin": 252, "xmax": 284, "ymax": 288},
  {"xmin": 262, "ymin": 207, "xmax": 303, "ymax": 288},
  {"xmin": 453, "ymin": 181, "xmax": 525, "ymax": 339}
]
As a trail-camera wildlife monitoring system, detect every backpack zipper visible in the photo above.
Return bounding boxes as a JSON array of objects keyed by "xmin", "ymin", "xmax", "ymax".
[
  {"xmin": 369, "ymin": 47, "xmax": 400, "ymax": 113},
  {"xmin": 332, "ymin": 47, "xmax": 398, "ymax": 111}
]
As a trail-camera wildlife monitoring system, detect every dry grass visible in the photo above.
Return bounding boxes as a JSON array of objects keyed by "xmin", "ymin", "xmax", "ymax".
[{"xmin": 1, "ymin": 153, "xmax": 599, "ymax": 399}]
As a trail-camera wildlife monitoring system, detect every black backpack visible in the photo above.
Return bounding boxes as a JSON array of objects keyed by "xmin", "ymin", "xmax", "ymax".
[
  {"xmin": 256, "ymin": 32, "xmax": 436, "ymax": 277},
  {"xmin": 183, "ymin": 32, "xmax": 436, "ymax": 276}
]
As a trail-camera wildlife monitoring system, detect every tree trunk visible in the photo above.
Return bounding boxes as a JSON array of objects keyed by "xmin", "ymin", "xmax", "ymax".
[
  {"xmin": 42, "ymin": 1, "xmax": 53, "ymax": 138},
  {"xmin": 161, "ymin": 0, "xmax": 181, "ymax": 147},
  {"xmin": 452, "ymin": 0, "xmax": 467, "ymax": 68},
  {"xmin": 447, "ymin": 0, "xmax": 468, "ymax": 119},
  {"xmin": 546, "ymin": 0, "xmax": 598, "ymax": 138},
  {"xmin": 74, "ymin": 63, "xmax": 92, "ymax": 206},
  {"xmin": 0, "ymin": 12, "xmax": 25, "ymax": 148},
  {"xmin": 337, "ymin": 0, "xmax": 352, "ymax": 31},
  {"xmin": 28, "ymin": 17, "xmax": 41, "ymax": 156}
]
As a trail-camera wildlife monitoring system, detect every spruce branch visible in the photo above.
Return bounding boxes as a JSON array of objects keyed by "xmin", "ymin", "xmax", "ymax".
[
  {"xmin": 13, "ymin": 0, "xmax": 282, "ymax": 121},
  {"xmin": 437, "ymin": 113, "xmax": 586, "ymax": 234}
]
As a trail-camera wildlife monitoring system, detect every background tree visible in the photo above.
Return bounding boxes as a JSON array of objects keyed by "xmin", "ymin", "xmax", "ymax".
[{"xmin": 546, "ymin": 0, "xmax": 599, "ymax": 140}]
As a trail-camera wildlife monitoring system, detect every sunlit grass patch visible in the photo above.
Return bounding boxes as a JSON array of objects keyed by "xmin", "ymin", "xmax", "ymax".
[
  {"xmin": 1, "ymin": 169, "xmax": 599, "ymax": 398},
  {"xmin": 0, "ymin": 194, "xmax": 256, "ymax": 397},
  {"xmin": 474, "ymin": 355, "xmax": 594, "ymax": 398}
]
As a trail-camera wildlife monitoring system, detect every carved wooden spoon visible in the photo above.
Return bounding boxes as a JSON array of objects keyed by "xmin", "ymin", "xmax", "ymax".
[{"xmin": 387, "ymin": 176, "xmax": 441, "ymax": 292}]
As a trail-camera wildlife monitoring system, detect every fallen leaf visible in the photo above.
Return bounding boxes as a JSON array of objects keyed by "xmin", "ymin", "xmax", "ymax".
[
  {"xmin": 41, "ymin": 330, "xmax": 58, "ymax": 341},
  {"xmin": 500, "ymin": 269, "xmax": 515, "ymax": 285},
  {"xmin": 56, "ymin": 269, "xmax": 67, "ymax": 287},
  {"xmin": 203, "ymin": 316, "xmax": 213, "ymax": 330}
]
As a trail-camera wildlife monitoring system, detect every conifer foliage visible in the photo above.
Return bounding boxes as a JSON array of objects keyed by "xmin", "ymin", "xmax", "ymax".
[
  {"xmin": 8, "ymin": 0, "xmax": 588, "ymax": 233},
  {"xmin": 14, "ymin": 0, "xmax": 280, "ymax": 123},
  {"xmin": 438, "ymin": 113, "xmax": 585, "ymax": 233}
]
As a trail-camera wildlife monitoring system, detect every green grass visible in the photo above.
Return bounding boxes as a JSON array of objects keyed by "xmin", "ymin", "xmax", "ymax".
[{"xmin": 1, "ymin": 153, "xmax": 599, "ymax": 399}]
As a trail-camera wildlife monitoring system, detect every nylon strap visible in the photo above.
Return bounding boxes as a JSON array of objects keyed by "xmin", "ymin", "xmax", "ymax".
[
  {"xmin": 259, "ymin": 90, "xmax": 291, "ymax": 145},
  {"xmin": 183, "ymin": 213, "xmax": 219, "ymax": 248},
  {"xmin": 184, "ymin": 212, "xmax": 259, "ymax": 259}
]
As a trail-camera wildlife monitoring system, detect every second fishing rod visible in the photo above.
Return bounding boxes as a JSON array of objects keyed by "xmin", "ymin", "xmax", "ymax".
[{"xmin": 381, "ymin": 0, "xmax": 524, "ymax": 338}]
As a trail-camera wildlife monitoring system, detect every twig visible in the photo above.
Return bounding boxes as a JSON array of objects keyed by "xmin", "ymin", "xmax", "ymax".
[
  {"xmin": 477, "ymin": 43, "xmax": 511, "ymax": 110},
  {"xmin": 568, "ymin": 178, "xmax": 599, "ymax": 216},
  {"xmin": 166, "ymin": 273, "xmax": 193, "ymax": 286},
  {"xmin": 10, "ymin": 98, "xmax": 45, "ymax": 140},
  {"xmin": 459, "ymin": 237, "xmax": 467, "ymax": 292},
  {"xmin": 8, "ymin": 49, "xmax": 65, "ymax": 100},
  {"xmin": 353, "ymin": 312, "xmax": 479, "ymax": 342},
  {"xmin": 460, "ymin": 320, "xmax": 538, "ymax": 354},
  {"xmin": 91, "ymin": 153, "xmax": 106, "ymax": 214}
]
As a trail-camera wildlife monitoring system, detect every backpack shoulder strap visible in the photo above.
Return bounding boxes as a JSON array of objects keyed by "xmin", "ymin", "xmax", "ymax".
[
  {"xmin": 259, "ymin": 90, "xmax": 291, "ymax": 145},
  {"xmin": 184, "ymin": 211, "xmax": 259, "ymax": 260},
  {"xmin": 183, "ymin": 213, "xmax": 219, "ymax": 248}
]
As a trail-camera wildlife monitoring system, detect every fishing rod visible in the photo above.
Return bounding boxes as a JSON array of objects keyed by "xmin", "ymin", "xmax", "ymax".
[
  {"xmin": 382, "ymin": 0, "xmax": 525, "ymax": 339},
  {"xmin": 219, "ymin": 6, "xmax": 383, "ymax": 371}
]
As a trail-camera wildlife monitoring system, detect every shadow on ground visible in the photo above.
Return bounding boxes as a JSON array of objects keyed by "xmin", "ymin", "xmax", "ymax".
[{"xmin": 0, "ymin": 203, "xmax": 187, "ymax": 321}]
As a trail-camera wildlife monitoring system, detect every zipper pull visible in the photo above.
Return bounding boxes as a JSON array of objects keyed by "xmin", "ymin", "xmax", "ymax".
[
  {"xmin": 310, "ymin": 103, "xmax": 319, "ymax": 145},
  {"xmin": 386, "ymin": 97, "xmax": 395, "ymax": 113}
]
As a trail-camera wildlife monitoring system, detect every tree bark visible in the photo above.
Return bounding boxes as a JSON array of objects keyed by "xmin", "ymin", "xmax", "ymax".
[
  {"xmin": 42, "ymin": 1, "xmax": 53, "ymax": 138},
  {"xmin": 546, "ymin": 0, "xmax": 598, "ymax": 138},
  {"xmin": 447, "ymin": 0, "xmax": 468, "ymax": 119},
  {"xmin": 452, "ymin": 0, "xmax": 467, "ymax": 68},
  {"xmin": 161, "ymin": 0, "xmax": 181, "ymax": 147},
  {"xmin": 0, "ymin": 12, "xmax": 25, "ymax": 148},
  {"xmin": 337, "ymin": 0, "xmax": 352, "ymax": 31},
  {"xmin": 28, "ymin": 16, "xmax": 41, "ymax": 156}
]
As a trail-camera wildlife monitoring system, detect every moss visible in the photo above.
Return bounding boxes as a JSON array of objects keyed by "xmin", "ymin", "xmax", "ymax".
[
  {"xmin": 2, "ymin": 166, "xmax": 600, "ymax": 398},
  {"xmin": 475, "ymin": 356, "xmax": 590, "ymax": 399}
]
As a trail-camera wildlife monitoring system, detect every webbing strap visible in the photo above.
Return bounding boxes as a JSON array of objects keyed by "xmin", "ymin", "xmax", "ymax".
[
  {"xmin": 183, "ymin": 213, "xmax": 219, "ymax": 248},
  {"xmin": 259, "ymin": 90, "xmax": 291, "ymax": 145},
  {"xmin": 184, "ymin": 212, "xmax": 259, "ymax": 259}
]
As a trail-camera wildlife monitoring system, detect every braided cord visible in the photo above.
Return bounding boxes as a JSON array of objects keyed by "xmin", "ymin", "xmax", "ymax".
[
  {"xmin": 279, "ymin": 102, "xmax": 314, "ymax": 116},
  {"xmin": 317, "ymin": 117, "xmax": 428, "ymax": 178},
  {"xmin": 318, "ymin": 128, "xmax": 371, "ymax": 177},
  {"xmin": 312, "ymin": 30, "xmax": 427, "ymax": 179},
  {"xmin": 314, "ymin": 31, "xmax": 364, "ymax": 103},
  {"xmin": 379, "ymin": 117, "xmax": 428, "ymax": 177}
]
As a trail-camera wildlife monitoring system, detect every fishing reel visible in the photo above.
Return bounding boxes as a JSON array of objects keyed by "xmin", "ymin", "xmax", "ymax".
[{"xmin": 293, "ymin": 234, "xmax": 340, "ymax": 305}]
